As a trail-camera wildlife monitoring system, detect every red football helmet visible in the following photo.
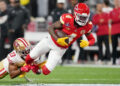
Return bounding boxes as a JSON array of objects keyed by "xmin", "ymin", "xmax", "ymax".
[{"xmin": 74, "ymin": 3, "xmax": 90, "ymax": 26}]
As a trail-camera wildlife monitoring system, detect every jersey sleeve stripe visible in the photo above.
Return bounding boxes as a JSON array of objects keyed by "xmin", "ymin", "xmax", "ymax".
[
  {"xmin": 7, "ymin": 57, "xmax": 12, "ymax": 63},
  {"xmin": 0, "ymin": 69, "xmax": 7, "ymax": 76},
  {"xmin": 60, "ymin": 16, "xmax": 64, "ymax": 24}
]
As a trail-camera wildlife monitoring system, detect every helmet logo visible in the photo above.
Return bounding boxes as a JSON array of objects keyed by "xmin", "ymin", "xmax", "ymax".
[
  {"xmin": 14, "ymin": 42, "xmax": 19, "ymax": 47},
  {"xmin": 74, "ymin": 4, "xmax": 79, "ymax": 11}
]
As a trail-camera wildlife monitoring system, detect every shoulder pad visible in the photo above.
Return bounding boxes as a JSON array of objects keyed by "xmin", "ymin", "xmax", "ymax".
[{"xmin": 60, "ymin": 13, "xmax": 73, "ymax": 24}]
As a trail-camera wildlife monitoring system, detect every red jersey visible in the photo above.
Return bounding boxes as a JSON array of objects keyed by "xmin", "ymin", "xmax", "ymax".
[
  {"xmin": 92, "ymin": 12, "xmax": 109, "ymax": 36},
  {"xmin": 109, "ymin": 8, "xmax": 120, "ymax": 35},
  {"xmin": 51, "ymin": 13, "xmax": 94, "ymax": 48}
]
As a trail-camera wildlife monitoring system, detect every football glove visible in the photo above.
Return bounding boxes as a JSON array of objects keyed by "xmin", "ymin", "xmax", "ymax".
[
  {"xmin": 20, "ymin": 65, "xmax": 31, "ymax": 72},
  {"xmin": 30, "ymin": 64, "xmax": 41, "ymax": 74},
  {"xmin": 19, "ymin": 64, "xmax": 29, "ymax": 78},
  {"xmin": 80, "ymin": 40, "xmax": 89, "ymax": 48},
  {"xmin": 57, "ymin": 37, "xmax": 69, "ymax": 47}
]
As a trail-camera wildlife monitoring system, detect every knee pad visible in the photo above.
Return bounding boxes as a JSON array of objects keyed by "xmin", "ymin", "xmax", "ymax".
[{"xmin": 42, "ymin": 65, "xmax": 51, "ymax": 75}]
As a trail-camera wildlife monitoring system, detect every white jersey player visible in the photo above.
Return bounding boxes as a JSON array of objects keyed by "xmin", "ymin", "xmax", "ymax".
[{"xmin": 0, "ymin": 38, "xmax": 33, "ymax": 79}]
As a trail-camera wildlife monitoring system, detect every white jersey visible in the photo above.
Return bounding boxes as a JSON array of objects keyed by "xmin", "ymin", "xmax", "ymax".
[{"xmin": 3, "ymin": 50, "xmax": 25, "ymax": 73}]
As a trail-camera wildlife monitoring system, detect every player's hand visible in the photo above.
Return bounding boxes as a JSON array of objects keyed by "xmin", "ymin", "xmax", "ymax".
[
  {"xmin": 20, "ymin": 65, "xmax": 31, "ymax": 72},
  {"xmin": 80, "ymin": 40, "xmax": 89, "ymax": 48},
  {"xmin": 57, "ymin": 37, "xmax": 69, "ymax": 47},
  {"xmin": 30, "ymin": 64, "xmax": 41, "ymax": 74}
]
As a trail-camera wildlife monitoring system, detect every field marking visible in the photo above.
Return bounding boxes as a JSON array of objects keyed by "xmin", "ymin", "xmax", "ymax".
[
  {"xmin": 15, "ymin": 84, "xmax": 120, "ymax": 86},
  {"xmin": 63, "ymin": 64, "xmax": 120, "ymax": 68},
  {"xmin": 25, "ymin": 78, "xmax": 120, "ymax": 81}
]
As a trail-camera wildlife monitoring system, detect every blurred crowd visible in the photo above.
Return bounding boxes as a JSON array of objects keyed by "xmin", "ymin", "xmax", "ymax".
[
  {"xmin": 0, "ymin": 0, "xmax": 30, "ymax": 60},
  {"xmin": 92, "ymin": 0, "xmax": 120, "ymax": 65},
  {"xmin": 0, "ymin": 0, "xmax": 120, "ymax": 65}
]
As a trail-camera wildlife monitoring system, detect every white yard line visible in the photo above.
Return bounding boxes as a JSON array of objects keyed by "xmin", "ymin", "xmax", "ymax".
[
  {"xmin": 63, "ymin": 64, "xmax": 120, "ymax": 68},
  {"xmin": 14, "ymin": 84, "xmax": 120, "ymax": 86},
  {"xmin": 1, "ymin": 84, "xmax": 120, "ymax": 86},
  {"xmin": 29, "ymin": 78, "xmax": 120, "ymax": 81}
]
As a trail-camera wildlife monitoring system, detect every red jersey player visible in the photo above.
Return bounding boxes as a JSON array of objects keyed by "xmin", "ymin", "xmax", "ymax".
[{"xmin": 25, "ymin": 3, "xmax": 95, "ymax": 75}]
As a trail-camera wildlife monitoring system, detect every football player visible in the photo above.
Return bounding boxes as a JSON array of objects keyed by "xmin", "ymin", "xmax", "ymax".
[
  {"xmin": 0, "ymin": 38, "xmax": 40, "ymax": 79},
  {"xmin": 25, "ymin": 3, "xmax": 95, "ymax": 75}
]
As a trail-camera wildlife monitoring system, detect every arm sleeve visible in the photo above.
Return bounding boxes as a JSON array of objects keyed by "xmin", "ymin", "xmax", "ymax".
[{"xmin": 86, "ymin": 33, "xmax": 95, "ymax": 46}]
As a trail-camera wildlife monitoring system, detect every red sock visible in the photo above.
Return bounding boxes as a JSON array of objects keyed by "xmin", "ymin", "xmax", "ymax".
[
  {"xmin": 42, "ymin": 65, "xmax": 51, "ymax": 75},
  {"xmin": 25, "ymin": 54, "xmax": 34, "ymax": 64}
]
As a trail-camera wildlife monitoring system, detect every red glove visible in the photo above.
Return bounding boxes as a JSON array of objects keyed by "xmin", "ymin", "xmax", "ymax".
[
  {"xmin": 30, "ymin": 64, "xmax": 41, "ymax": 74},
  {"xmin": 20, "ymin": 65, "xmax": 31, "ymax": 72}
]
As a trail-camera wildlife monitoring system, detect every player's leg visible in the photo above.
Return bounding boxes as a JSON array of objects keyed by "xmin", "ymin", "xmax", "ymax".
[
  {"xmin": 104, "ymin": 35, "xmax": 110, "ymax": 60},
  {"xmin": 0, "ymin": 61, "xmax": 8, "ymax": 79},
  {"xmin": 112, "ymin": 34, "xmax": 118, "ymax": 64},
  {"xmin": 97, "ymin": 36, "xmax": 103, "ymax": 61},
  {"xmin": 27, "ymin": 38, "xmax": 51, "ymax": 61},
  {"xmin": 42, "ymin": 49, "xmax": 66, "ymax": 75}
]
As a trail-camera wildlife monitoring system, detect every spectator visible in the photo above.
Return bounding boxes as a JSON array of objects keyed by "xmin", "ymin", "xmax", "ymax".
[
  {"xmin": 8, "ymin": 0, "xmax": 30, "ymax": 51},
  {"xmin": 51, "ymin": 0, "xmax": 67, "ymax": 22},
  {"xmin": 30, "ymin": 0, "xmax": 38, "ymax": 17},
  {"xmin": 67, "ymin": 0, "xmax": 78, "ymax": 14},
  {"xmin": 0, "ymin": 0, "xmax": 8, "ymax": 60},
  {"xmin": 109, "ymin": 0, "xmax": 120, "ymax": 65},
  {"xmin": 20, "ymin": 0, "xmax": 31, "ymax": 13},
  {"xmin": 102, "ymin": 0, "xmax": 113, "ymax": 13},
  {"xmin": 92, "ymin": 3, "xmax": 110, "ymax": 62},
  {"xmin": 48, "ymin": 0, "xmax": 57, "ymax": 15}
]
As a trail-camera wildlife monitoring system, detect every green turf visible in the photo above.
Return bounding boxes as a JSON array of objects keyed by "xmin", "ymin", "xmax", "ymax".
[{"xmin": 0, "ymin": 66, "xmax": 120, "ymax": 85}]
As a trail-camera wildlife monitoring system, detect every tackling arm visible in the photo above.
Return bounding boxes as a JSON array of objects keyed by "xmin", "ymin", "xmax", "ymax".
[
  {"xmin": 9, "ymin": 63, "xmax": 31, "ymax": 79},
  {"xmin": 9, "ymin": 63, "xmax": 22, "ymax": 79}
]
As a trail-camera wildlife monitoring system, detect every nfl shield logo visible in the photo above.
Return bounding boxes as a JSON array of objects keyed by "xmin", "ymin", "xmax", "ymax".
[{"xmin": 65, "ymin": 23, "xmax": 70, "ymax": 27}]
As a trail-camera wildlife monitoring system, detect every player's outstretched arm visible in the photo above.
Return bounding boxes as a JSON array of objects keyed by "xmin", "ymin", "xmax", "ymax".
[
  {"xmin": 9, "ymin": 63, "xmax": 31, "ymax": 79},
  {"xmin": 9, "ymin": 63, "xmax": 22, "ymax": 79},
  {"xmin": 48, "ymin": 21, "xmax": 63, "ymax": 41}
]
